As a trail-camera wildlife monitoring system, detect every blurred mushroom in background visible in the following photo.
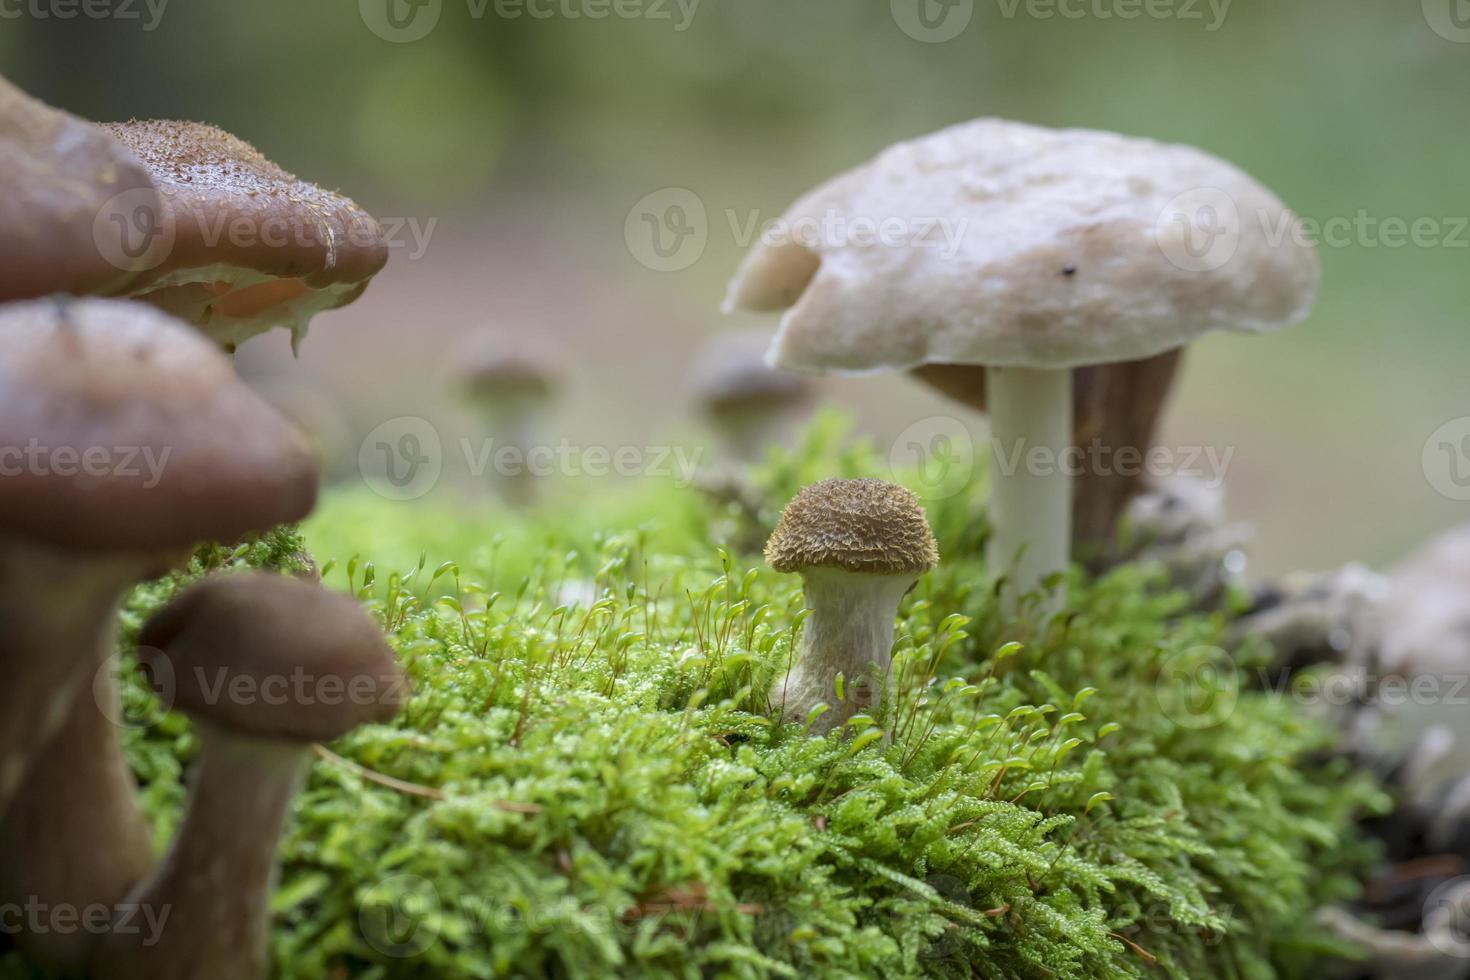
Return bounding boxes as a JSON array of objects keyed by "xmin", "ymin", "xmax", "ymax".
[
  {"xmin": 0, "ymin": 76, "xmax": 161, "ymax": 301},
  {"xmin": 100, "ymin": 119, "xmax": 389, "ymax": 353},
  {"xmin": 691, "ymin": 329, "xmax": 813, "ymax": 463},
  {"xmin": 93, "ymin": 574, "xmax": 404, "ymax": 980},
  {"xmin": 1111, "ymin": 474, "xmax": 1255, "ymax": 604},
  {"xmin": 1235, "ymin": 524, "xmax": 1470, "ymax": 977},
  {"xmin": 725, "ymin": 118, "xmax": 1319, "ymax": 610},
  {"xmin": 451, "ymin": 328, "xmax": 561, "ymax": 508},
  {"xmin": 0, "ymin": 298, "xmax": 318, "ymax": 974}
]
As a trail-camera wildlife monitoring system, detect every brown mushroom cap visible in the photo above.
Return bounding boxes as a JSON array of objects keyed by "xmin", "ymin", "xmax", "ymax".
[
  {"xmin": 692, "ymin": 330, "xmax": 811, "ymax": 416},
  {"xmin": 454, "ymin": 331, "xmax": 560, "ymax": 403},
  {"xmin": 99, "ymin": 119, "xmax": 389, "ymax": 348},
  {"xmin": 766, "ymin": 478, "xmax": 939, "ymax": 575},
  {"xmin": 0, "ymin": 298, "xmax": 318, "ymax": 551},
  {"xmin": 0, "ymin": 77, "xmax": 162, "ymax": 301},
  {"xmin": 137, "ymin": 573, "xmax": 405, "ymax": 742}
]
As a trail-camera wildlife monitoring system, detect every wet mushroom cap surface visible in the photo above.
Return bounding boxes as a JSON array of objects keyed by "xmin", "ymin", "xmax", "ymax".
[
  {"xmin": 726, "ymin": 117, "xmax": 1321, "ymax": 373},
  {"xmin": 100, "ymin": 119, "xmax": 389, "ymax": 347},
  {"xmin": 0, "ymin": 298, "xmax": 318, "ymax": 552},
  {"xmin": 766, "ymin": 478, "xmax": 939, "ymax": 575},
  {"xmin": 0, "ymin": 77, "xmax": 162, "ymax": 301},
  {"xmin": 138, "ymin": 573, "xmax": 405, "ymax": 743}
]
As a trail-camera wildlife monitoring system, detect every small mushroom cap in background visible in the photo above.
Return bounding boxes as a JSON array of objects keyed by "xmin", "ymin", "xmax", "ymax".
[
  {"xmin": 453, "ymin": 329, "xmax": 561, "ymax": 404},
  {"xmin": 691, "ymin": 329, "xmax": 812, "ymax": 417},
  {"xmin": 766, "ymin": 478, "xmax": 939, "ymax": 575},
  {"xmin": 0, "ymin": 298, "xmax": 318, "ymax": 552},
  {"xmin": 0, "ymin": 77, "xmax": 162, "ymax": 301},
  {"xmin": 726, "ymin": 118, "xmax": 1320, "ymax": 373},
  {"xmin": 100, "ymin": 119, "xmax": 389, "ymax": 350},
  {"xmin": 137, "ymin": 573, "xmax": 405, "ymax": 743}
]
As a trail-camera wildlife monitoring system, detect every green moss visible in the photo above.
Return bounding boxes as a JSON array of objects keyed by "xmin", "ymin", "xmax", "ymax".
[{"xmin": 1, "ymin": 415, "xmax": 1383, "ymax": 979}]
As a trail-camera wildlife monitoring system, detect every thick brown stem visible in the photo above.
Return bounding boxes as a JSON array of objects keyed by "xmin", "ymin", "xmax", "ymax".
[
  {"xmin": 912, "ymin": 348, "xmax": 1183, "ymax": 549},
  {"xmin": 0, "ymin": 667, "xmax": 155, "ymax": 975}
]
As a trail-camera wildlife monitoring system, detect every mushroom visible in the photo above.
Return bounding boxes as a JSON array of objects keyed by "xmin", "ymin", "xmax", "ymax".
[
  {"xmin": 912, "ymin": 347, "xmax": 1182, "ymax": 549},
  {"xmin": 453, "ymin": 330, "xmax": 561, "ymax": 507},
  {"xmin": 99, "ymin": 119, "xmax": 389, "ymax": 353},
  {"xmin": 725, "ymin": 119, "xmax": 1319, "ymax": 606},
  {"xmin": 691, "ymin": 329, "xmax": 813, "ymax": 462},
  {"xmin": 766, "ymin": 478, "xmax": 938, "ymax": 734},
  {"xmin": 91, "ymin": 573, "xmax": 406, "ymax": 980},
  {"xmin": 0, "ymin": 298, "xmax": 317, "ymax": 971},
  {"xmin": 0, "ymin": 76, "xmax": 162, "ymax": 301}
]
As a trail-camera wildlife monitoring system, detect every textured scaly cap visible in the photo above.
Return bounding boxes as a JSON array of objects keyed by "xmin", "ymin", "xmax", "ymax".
[
  {"xmin": 766, "ymin": 478, "xmax": 938, "ymax": 575},
  {"xmin": 100, "ymin": 119, "xmax": 388, "ymax": 349}
]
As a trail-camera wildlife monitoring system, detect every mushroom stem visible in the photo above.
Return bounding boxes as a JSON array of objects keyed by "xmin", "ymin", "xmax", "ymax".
[
  {"xmin": 986, "ymin": 366, "xmax": 1072, "ymax": 607},
  {"xmin": 0, "ymin": 540, "xmax": 143, "ymax": 816},
  {"xmin": 0, "ymin": 666, "xmax": 155, "ymax": 975},
  {"xmin": 774, "ymin": 568, "xmax": 916, "ymax": 734},
  {"xmin": 95, "ymin": 724, "xmax": 309, "ymax": 980},
  {"xmin": 493, "ymin": 405, "xmax": 540, "ymax": 508}
]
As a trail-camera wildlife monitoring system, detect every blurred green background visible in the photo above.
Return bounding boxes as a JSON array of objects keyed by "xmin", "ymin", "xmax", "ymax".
[{"xmin": 3, "ymin": 0, "xmax": 1466, "ymax": 575}]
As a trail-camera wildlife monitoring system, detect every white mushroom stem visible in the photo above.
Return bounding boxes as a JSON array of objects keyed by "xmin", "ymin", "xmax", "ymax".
[
  {"xmin": 95, "ymin": 724, "xmax": 310, "ymax": 980},
  {"xmin": 986, "ymin": 366, "xmax": 1072, "ymax": 608},
  {"xmin": 773, "ymin": 568, "xmax": 917, "ymax": 734},
  {"xmin": 477, "ymin": 399, "xmax": 542, "ymax": 508}
]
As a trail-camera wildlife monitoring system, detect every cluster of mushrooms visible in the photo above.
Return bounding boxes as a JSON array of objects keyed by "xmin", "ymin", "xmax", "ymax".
[
  {"xmin": 2, "ymin": 70, "xmax": 1463, "ymax": 977},
  {"xmin": 0, "ymin": 76, "xmax": 404, "ymax": 979}
]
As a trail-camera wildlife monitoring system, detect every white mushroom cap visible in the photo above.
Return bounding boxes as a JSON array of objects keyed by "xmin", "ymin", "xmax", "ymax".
[{"xmin": 725, "ymin": 118, "xmax": 1320, "ymax": 372}]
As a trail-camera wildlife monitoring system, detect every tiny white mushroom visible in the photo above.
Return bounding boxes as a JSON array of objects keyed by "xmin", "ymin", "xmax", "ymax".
[
  {"xmin": 766, "ymin": 479, "xmax": 938, "ymax": 734},
  {"xmin": 726, "ymin": 119, "xmax": 1319, "ymax": 608}
]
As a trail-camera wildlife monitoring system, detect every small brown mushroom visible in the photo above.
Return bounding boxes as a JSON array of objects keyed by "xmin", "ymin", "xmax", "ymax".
[
  {"xmin": 0, "ymin": 298, "xmax": 317, "ymax": 972},
  {"xmin": 692, "ymin": 330, "xmax": 813, "ymax": 462},
  {"xmin": 100, "ymin": 119, "xmax": 389, "ymax": 352},
  {"xmin": 454, "ymin": 330, "xmax": 561, "ymax": 507},
  {"xmin": 91, "ymin": 574, "xmax": 406, "ymax": 980},
  {"xmin": 766, "ymin": 479, "xmax": 938, "ymax": 734}
]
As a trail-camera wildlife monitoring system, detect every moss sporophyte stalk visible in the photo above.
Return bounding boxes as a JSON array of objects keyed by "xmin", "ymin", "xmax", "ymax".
[{"xmin": 0, "ymin": 417, "xmax": 1382, "ymax": 980}]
